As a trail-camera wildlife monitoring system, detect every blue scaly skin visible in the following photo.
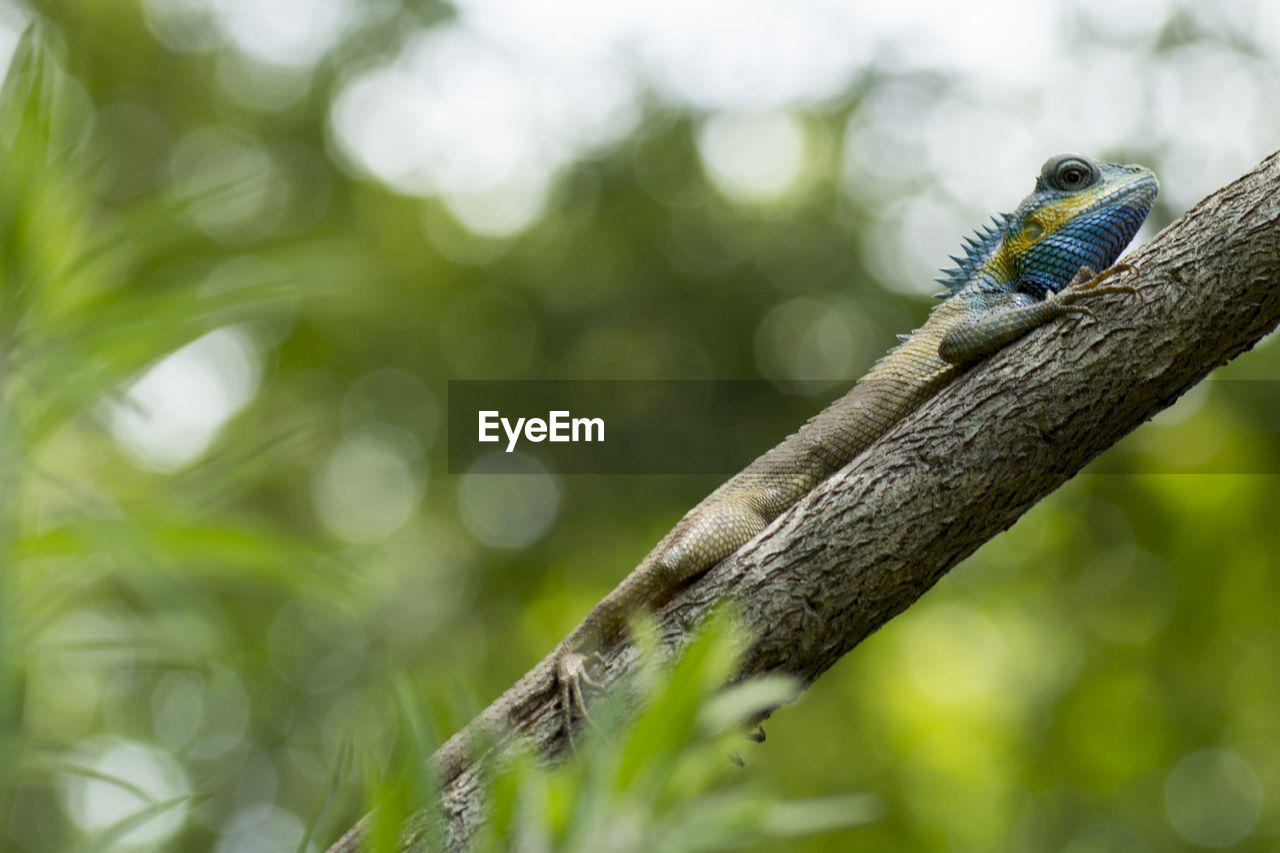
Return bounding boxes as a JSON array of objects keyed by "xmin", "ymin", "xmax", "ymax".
[{"xmin": 326, "ymin": 154, "xmax": 1157, "ymax": 853}]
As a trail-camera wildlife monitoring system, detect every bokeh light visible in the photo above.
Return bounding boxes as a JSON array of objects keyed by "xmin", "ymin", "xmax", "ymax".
[
  {"xmin": 697, "ymin": 110, "xmax": 808, "ymax": 205},
  {"xmin": 312, "ymin": 424, "xmax": 424, "ymax": 543},
  {"xmin": 754, "ymin": 295, "xmax": 875, "ymax": 388},
  {"xmin": 1164, "ymin": 749, "xmax": 1263, "ymax": 847},
  {"xmin": 214, "ymin": 803, "xmax": 315, "ymax": 853},
  {"xmin": 457, "ymin": 453, "xmax": 561, "ymax": 549},
  {"xmin": 60, "ymin": 738, "xmax": 191, "ymax": 848},
  {"xmin": 107, "ymin": 326, "xmax": 261, "ymax": 472}
]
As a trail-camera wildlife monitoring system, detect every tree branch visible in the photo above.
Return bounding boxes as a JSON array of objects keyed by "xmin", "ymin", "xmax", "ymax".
[{"xmin": 338, "ymin": 149, "xmax": 1280, "ymax": 851}]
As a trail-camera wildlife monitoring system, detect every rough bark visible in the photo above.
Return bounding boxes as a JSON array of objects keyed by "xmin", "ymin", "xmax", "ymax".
[{"xmin": 348, "ymin": 149, "xmax": 1280, "ymax": 851}]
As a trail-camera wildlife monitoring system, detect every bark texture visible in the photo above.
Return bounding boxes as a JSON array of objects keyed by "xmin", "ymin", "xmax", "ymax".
[{"xmin": 379, "ymin": 150, "xmax": 1280, "ymax": 851}]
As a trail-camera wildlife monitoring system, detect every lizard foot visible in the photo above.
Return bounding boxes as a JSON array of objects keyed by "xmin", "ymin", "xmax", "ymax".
[
  {"xmin": 748, "ymin": 724, "xmax": 767, "ymax": 744},
  {"xmin": 1061, "ymin": 263, "xmax": 1141, "ymax": 301},
  {"xmin": 1051, "ymin": 263, "xmax": 1141, "ymax": 328},
  {"xmin": 557, "ymin": 650, "xmax": 605, "ymax": 750},
  {"xmin": 1073, "ymin": 262, "xmax": 1137, "ymax": 289}
]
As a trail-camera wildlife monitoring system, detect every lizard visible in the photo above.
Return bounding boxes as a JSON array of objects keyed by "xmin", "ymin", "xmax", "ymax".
[{"xmin": 326, "ymin": 153, "xmax": 1157, "ymax": 852}]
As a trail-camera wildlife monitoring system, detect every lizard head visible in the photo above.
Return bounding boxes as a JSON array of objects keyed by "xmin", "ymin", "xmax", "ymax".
[
  {"xmin": 993, "ymin": 154, "xmax": 1159, "ymax": 299},
  {"xmin": 937, "ymin": 155, "xmax": 1158, "ymax": 299}
]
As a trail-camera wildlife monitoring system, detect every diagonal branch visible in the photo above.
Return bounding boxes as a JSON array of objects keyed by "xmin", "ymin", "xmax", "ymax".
[
  {"xmin": 335, "ymin": 149, "xmax": 1280, "ymax": 852},
  {"xmin": 712, "ymin": 148, "xmax": 1280, "ymax": 691}
]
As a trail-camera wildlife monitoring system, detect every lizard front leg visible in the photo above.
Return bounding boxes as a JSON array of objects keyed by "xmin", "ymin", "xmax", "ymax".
[{"xmin": 938, "ymin": 264, "xmax": 1139, "ymax": 366}]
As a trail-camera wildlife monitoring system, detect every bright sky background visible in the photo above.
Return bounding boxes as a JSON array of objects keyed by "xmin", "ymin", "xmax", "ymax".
[
  {"xmin": 78, "ymin": 0, "xmax": 1280, "ymax": 453},
  {"xmin": 322, "ymin": 0, "xmax": 1275, "ymax": 241},
  {"xmin": 139, "ymin": 0, "xmax": 1280, "ymax": 244},
  {"xmin": 114, "ymin": 0, "xmax": 1280, "ymax": 473},
  {"xmin": 3, "ymin": 0, "xmax": 1244, "ymax": 486}
]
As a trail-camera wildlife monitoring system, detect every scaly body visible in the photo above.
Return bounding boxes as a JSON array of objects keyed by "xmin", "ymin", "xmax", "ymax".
[{"xmin": 327, "ymin": 154, "xmax": 1157, "ymax": 853}]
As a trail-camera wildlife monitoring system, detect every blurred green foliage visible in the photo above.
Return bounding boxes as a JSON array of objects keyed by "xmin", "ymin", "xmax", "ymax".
[
  {"xmin": 375, "ymin": 616, "xmax": 880, "ymax": 853},
  {"xmin": 1, "ymin": 2, "xmax": 1278, "ymax": 851}
]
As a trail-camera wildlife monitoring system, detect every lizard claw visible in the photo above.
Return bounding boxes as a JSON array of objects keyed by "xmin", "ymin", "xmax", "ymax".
[
  {"xmin": 729, "ymin": 726, "xmax": 766, "ymax": 767},
  {"xmin": 1057, "ymin": 303, "xmax": 1097, "ymax": 323},
  {"xmin": 1083, "ymin": 283, "xmax": 1141, "ymax": 299},
  {"xmin": 1055, "ymin": 263, "xmax": 1140, "ymax": 322},
  {"xmin": 557, "ymin": 650, "xmax": 605, "ymax": 750},
  {"xmin": 725, "ymin": 725, "xmax": 766, "ymax": 768},
  {"xmin": 1060, "ymin": 283, "xmax": 1140, "ymax": 306},
  {"xmin": 1062, "ymin": 262, "xmax": 1141, "ymax": 301},
  {"xmin": 1071, "ymin": 262, "xmax": 1137, "ymax": 291}
]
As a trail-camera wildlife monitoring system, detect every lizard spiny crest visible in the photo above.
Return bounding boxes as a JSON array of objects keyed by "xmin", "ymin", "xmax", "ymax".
[{"xmin": 934, "ymin": 212, "xmax": 1011, "ymax": 296}]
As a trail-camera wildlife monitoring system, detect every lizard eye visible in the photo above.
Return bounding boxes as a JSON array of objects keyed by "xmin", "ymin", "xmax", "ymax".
[{"xmin": 1052, "ymin": 158, "xmax": 1097, "ymax": 190}]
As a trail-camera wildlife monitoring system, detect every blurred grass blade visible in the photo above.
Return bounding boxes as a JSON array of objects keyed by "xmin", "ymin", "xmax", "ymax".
[
  {"xmin": 66, "ymin": 795, "xmax": 195, "ymax": 853},
  {"xmin": 759, "ymin": 793, "xmax": 886, "ymax": 837},
  {"xmin": 298, "ymin": 739, "xmax": 353, "ymax": 853},
  {"xmin": 0, "ymin": 24, "xmax": 55, "ymax": 162},
  {"xmin": 28, "ymin": 756, "xmax": 157, "ymax": 804}
]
